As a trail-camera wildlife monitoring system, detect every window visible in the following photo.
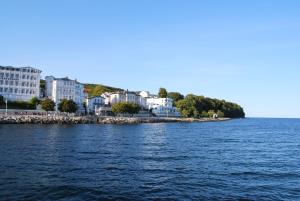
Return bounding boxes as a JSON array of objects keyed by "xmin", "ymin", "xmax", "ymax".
[
  {"xmin": 10, "ymin": 81, "xmax": 13, "ymax": 85},
  {"xmin": 21, "ymin": 89, "xmax": 24, "ymax": 94},
  {"xmin": 4, "ymin": 88, "xmax": 8, "ymax": 92},
  {"xmin": 0, "ymin": 80, "xmax": 3, "ymax": 85},
  {"xmin": 0, "ymin": 88, "xmax": 2, "ymax": 92},
  {"xmin": 5, "ymin": 81, "xmax": 8, "ymax": 85},
  {"xmin": 14, "ymin": 88, "xmax": 18, "ymax": 93},
  {"xmin": 16, "ymin": 74, "xmax": 19, "ymax": 79},
  {"xmin": 9, "ymin": 88, "xmax": 13, "ymax": 93},
  {"xmin": 15, "ymin": 81, "xmax": 18, "ymax": 86},
  {"xmin": 22, "ymin": 75, "xmax": 25, "ymax": 79},
  {"xmin": 5, "ymin": 73, "xmax": 9, "ymax": 77}
]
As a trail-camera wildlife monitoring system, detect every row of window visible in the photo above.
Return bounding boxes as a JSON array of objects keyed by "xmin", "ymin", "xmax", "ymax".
[
  {"xmin": 59, "ymin": 96, "xmax": 74, "ymax": 100},
  {"xmin": 0, "ymin": 88, "xmax": 36, "ymax": 94},
  {"xmin": 63, "ymin": 81, "xmax": 74, "ymax": 86},
  {"xmin": 0, "ymin": 80, "xmax": 37, "ymax": 87},
  {"xmin": 56, "ymin": 89, "xmax": 75, "ymax": 93},
  {"xmin": 0, "ymin": 73, "xmax": 37, "ymax": 80},
  {"xmin": 0, "ymin": 68, "xmax": 39, "ymax": 73}
]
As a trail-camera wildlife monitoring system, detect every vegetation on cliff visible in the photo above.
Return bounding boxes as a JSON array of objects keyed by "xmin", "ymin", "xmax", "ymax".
[
  {"xmin": 155, "ymin": 89, "xmax": 245, "ymax": 118},
  {"xmin": 175, "ymin": 94, "xmax": 245, "ymax": 118},
  {"xmin": 84, "ymin": 84, "xmax": 123, "ymax": 97}
]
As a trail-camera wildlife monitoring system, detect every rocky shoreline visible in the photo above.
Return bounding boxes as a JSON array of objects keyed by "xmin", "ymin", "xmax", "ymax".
[{"xmin": 0, "ymin": 114, "xmax": 230, "ymax": 124}]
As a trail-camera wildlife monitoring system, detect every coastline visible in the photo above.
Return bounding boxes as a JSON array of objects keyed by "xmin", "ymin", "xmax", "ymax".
[{"xmin": 0, "ymin": 115, "xmax": 230, "ymax": 124}]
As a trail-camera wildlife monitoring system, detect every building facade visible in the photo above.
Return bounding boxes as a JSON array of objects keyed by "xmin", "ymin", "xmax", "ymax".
[
  {"xmin": 85, "ymin": 96, "xmax": 105, "ymax": 113},
  {"xmin": 0, "ymin": 66, "xmax": 41, "ymax": 101},
  {"xmin": 45, "ymin": 76, "xmax": 85, "ymax": 111},
  {"xmin": 139, "ymin": 91, "xmax": 181, "ymax": 117},
  {"xmin": 102, "ymin": 91, "xmax": 146, "ymax": 108}
]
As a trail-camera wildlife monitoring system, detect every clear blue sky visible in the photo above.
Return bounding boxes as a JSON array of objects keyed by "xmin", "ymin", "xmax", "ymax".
[{"xmin": 1, "ymin": 0, "xmax": 300, "ymax": 118}]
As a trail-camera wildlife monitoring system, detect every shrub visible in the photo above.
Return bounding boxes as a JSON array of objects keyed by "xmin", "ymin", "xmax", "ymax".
[
  {"xmin": 58, "ymin": 99, "xmax": 78, "ymax": 113},
  {"xmin": 41, "ymin": 98, "xmax": 55, "ymax": 111}
]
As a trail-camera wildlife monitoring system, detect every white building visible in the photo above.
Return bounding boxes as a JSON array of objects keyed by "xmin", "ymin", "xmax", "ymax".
[
  {"xmin": 102, "ymin": 91, "xmax": 146, "ymax": 108},
  {"xmin": 85, "ymin": 96, "xmax": 105, "ymax": 113},
  {"xmin": 45, "ymin": 76, "xmax": 85, "ymax": 111},
  {"xmin": 0, "ymin": 66, "xmax": 41, "ymax": 101},
  {"xmin": 139, "ymin": 91, "xmax": 181, "ymax": 117}
]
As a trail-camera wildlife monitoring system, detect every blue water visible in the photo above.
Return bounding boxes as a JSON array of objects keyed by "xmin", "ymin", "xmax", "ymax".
[{"xmin": 0, "ymin": 118, "xmax": 300, "ymax": 200}]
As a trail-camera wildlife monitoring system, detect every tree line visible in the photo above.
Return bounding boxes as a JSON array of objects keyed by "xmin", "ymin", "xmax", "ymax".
[{"xmin": 158, "ymin": 87, "xmax": 245, "ymax": 118}]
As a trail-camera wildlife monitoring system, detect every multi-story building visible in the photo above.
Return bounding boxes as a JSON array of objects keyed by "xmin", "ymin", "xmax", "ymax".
[
  {"xmin": 0, "ymin": 66, "xmax": 41, "ymax": 101},
  {"xmin": 102, "ymin": 91, "xmax": 146, "ymax": 108},
  {"xmin": 139, "ymin": 91, "xmax": 181, "ymax": 117},
  {"xmin": 45, "ymin": 76, "xmax": 85, "ymax": 111},
  {"xmin": 85, "ymin": 96, "xmax": 105, "ymax": 113}
]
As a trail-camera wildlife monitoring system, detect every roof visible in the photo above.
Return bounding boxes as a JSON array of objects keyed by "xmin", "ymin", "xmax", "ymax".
[
  {"xmin": 0, "ymin": 66, "xmax": 42, "ymax": 73},
  {"xmin": 46, "ymin": 76, "xmax": 83, "ymax": 84}
]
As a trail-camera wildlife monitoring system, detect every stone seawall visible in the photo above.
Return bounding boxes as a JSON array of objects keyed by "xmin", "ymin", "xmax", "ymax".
[{"xmin": 0, "ymin": 115, "xmax": 230, "ymax": 124}]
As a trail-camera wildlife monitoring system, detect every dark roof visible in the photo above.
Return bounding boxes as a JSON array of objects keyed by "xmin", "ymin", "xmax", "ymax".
[{"xmin": 0, "ymin": 66, "xmax": 42, "ymax": 73}]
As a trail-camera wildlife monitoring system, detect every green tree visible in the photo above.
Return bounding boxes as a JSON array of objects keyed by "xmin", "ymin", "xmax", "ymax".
[
  {"xmin": 207, "ymin": 110, "xmax": 215, "ymax": 118},
  {"xmin": 30, "ymin": 97, "xmax": 40, "ymax": 107},
  {"xmin": 158, "ymin": 87, "xmax": 168, "ymax": 98},
  {"xmin": 41, "ymin": 98, "xmax": 55, "ymax": 111},
  {"xmin": 58, "ymin": 99, "xmax": 78, "ymax": 113},
  {"xmin": 112, "ymin": 102, "xmax": 141, "ymax": 115},
  {"xmin": 167, "ymin": 92, "xmax": 184, "ymax": 105},
  {"xmin": 201, "ymin": 111, "xmax": 209, "ymax": 118},
  {"xmin": 175, "ymin": 94, "xmax": 245, "ymax": 118},
  {"xmin": 0, "ymin": 95, "xmax": 4, "ymax": 106},
  {"xmin": 40, "ymin": 79, "xmax": 46, "ymax": 90},
  {"xmin": 217, "ymin": 110, "xmax": 224, "ymax": 118}
]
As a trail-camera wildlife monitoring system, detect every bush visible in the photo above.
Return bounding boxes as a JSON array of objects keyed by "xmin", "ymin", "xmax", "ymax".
[
  {"xmin": 7, "ymin": 101, "xmax": 35, "ymax": 110},
  {"xmin": 30, "ymin": 97, "xmax": 40, "ymax": 106},
  {"xmin": 0, "ymin": 95, "xmax": 4, "ymax": 106},
  {"xmin": 58, "ymin": 99, "xmax": 78, "ymax": 113},
  {"xmin": 112, "ymin": 102, "xmax": 141, "ymax": 115},
  {"xmin": 41, "ymin": 98, "xmax": 55, "ymax": 111}
]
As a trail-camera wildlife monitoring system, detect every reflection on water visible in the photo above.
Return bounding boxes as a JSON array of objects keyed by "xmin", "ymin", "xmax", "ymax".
[{"xmin": 1, "ymin": 119, "xmax": 300, "ymax": 200}]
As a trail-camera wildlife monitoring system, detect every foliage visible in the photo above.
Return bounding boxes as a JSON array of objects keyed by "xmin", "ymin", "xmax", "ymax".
[
  {"xmin": 0, "ymin": 95, "xmax": 4, "ymax": 105},
  {"xmin": 41, "ymin": 98, "xmax": 55, "ymax": 111},
  {"xmin": 112, "ymin": 102, "xmax": 141, "ymax": 115},
  {"xmin": 167, "ymin": 92, "xmax": 184, "ymax": 102},
  {"xmin": 58, "ymin": 99, "xmax": 78, "ymax": 113},
  {"xmin": 84, "ymin": 84, "xmax": 122, "ymax": 97},
  {"xmin": 0, "ymin": 95, "xmax": 38, "ymax": 109},
  {"xmin": 175, "ymin": 94, "xmax": 245, "ymax": 118},
  {"xmin": 167, "ymin": 92, "xmax": 184, "ymax": 106},
  {"xmin": 158, "ymin": 88, "xmax": 168, "ymax": 98},
  {"xmin": 6, "ymin": 101, "xmax": 35, "ymax": 110},
  {"xmin": 40, "ymin": 79, "xmax": 46, "ymax": 90},
  {"xmin": 30, "ymin": 97, "xmax": 40, "ymax": 106}
]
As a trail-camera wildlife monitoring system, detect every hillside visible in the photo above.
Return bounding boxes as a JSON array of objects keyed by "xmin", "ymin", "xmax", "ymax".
[{"xmin": 84, "ymin": 84, "xmax": 123, "ymax": 97}]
